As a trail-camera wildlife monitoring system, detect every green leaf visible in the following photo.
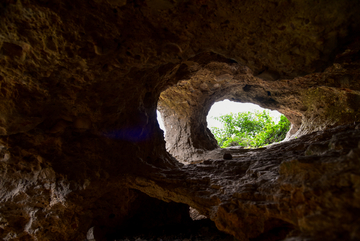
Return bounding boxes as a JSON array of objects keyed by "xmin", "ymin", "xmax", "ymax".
[{"xmin": 210, "ymin": 111, "xmax": 290, "ymax": 148}]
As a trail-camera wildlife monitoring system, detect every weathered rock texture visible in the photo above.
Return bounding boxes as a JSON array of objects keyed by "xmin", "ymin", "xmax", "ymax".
[
  {"xmin": 0, "ymin": 0, "xmax": 360, "ymax": 240},
  {"xmin": 128, "ymin": 124, "xmax": 360, "ymax": 241},
  {"xmin": 159, "ymin": 52, "xmax": 360, "ymax": 162}
]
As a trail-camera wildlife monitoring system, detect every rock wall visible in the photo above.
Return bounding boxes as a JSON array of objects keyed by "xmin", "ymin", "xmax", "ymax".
[
  {"xmin": 128, "ymin": 124, "xmax": 360, "ymax": 241},
  {"xmin": 159, "ymin": 52, "xmax": 360, "ymax": 162},
  {"xmin": 0, "ymin": 0, "xmax": 359, "ymax": 240}
]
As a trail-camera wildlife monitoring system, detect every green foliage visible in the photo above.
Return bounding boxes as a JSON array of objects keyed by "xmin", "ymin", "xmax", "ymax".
[{"xmin": 210, "ymin": 110, "xmax": 290, "ymax": 148}]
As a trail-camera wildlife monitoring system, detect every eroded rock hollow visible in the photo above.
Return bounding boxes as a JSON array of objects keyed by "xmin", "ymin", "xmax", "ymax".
[{"xmin": 0, "ymin": 0, "xmax": 360, "ymax": 240}]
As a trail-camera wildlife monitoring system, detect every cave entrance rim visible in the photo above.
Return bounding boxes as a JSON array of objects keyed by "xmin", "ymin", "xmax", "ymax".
[{"xmin": 157, "ymin": 97, "xmax": 292, "ymax": 163}]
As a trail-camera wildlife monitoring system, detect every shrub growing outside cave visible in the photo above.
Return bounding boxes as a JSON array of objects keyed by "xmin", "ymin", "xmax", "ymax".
[{"xmin": 210, "ymin": 110, "xmax": 290, "ymax": 148}]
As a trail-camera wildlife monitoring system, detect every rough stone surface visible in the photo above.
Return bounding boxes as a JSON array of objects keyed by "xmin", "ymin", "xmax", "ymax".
[
  {"xmin": 158, "ymin": 53, "xmax": 360, "ymax": 162},
  {"xmin": 0, "ymin": 0, "xmax": 359, "ymax": 241},
  {"xmin": 128, "ymin": 124, "xmax": 360, "ymax": 241}
]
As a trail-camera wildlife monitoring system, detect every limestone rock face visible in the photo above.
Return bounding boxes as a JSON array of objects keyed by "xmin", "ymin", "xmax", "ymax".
[
  {"xmin": 159, "ymin": 53, "xmax": 360, "ymax": 162},
  {"xmin": 0, "ymin": 0, "xmax": 360, "ymax": 240},
  {"xmin": 128, "ymin": 124, "xmax": 360, "ymax": 240}
]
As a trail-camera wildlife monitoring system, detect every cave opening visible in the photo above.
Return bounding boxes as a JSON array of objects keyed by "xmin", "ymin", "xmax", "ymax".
[
  {"xmin": 156, "ymin": 110, "xmax": 166, "ymax": 136},
  {"xmin": 156, "ymin": 91, "xmax": 292, "ymax": 163},
  {"xmin": 207, "ymin": 99, "xmax": 290, "ymax": 148},
  {"xmin": 154, "ymin": 52, "xmax": 304, "ymax": 163}
]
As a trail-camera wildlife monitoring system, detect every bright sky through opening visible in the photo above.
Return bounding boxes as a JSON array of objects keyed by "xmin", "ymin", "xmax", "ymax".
[
  {"xmin": 157, "ymin": 100, "xmax": 283, "ymax": 134},
  {"xmin": 207, "ymin": 100, "xmax": 282, "ymax": 129}
]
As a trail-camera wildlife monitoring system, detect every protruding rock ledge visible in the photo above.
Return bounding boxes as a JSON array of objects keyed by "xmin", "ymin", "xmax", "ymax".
[{"xmin": 127, "ymin": 124, "xmax": 360, "ymax": 240}]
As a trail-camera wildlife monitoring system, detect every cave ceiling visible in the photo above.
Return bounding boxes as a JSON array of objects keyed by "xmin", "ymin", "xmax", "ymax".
[{"xmin": 0, "ymin": 0, "xmax": 360, "ymax": 240}]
